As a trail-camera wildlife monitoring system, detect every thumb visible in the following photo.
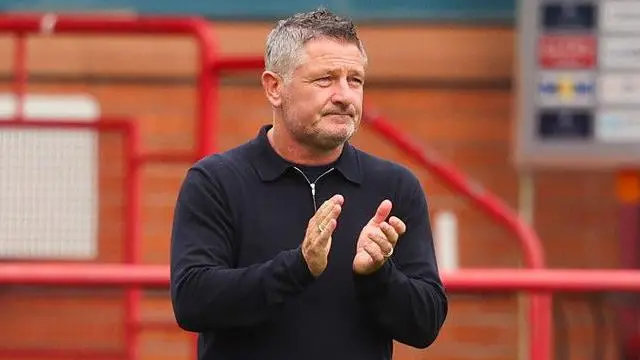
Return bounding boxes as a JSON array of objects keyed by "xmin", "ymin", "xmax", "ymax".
[{"xmin": 369, "ymin": 199, "xmax": 392, "ymax": 225}]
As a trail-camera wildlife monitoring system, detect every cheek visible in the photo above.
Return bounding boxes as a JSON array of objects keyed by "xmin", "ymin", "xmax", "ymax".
[
  {"xmin": 304, "ymin": 87, "xmax": 329, "ymax": 104},
  {"xmin": 291, "ymin": 89, "xmax": 329, "ymax": 114},
  {"xmin": 351, "ymin": 89, "xmax": 364, "ymax": 106},
  {"xmin": 281, "ymin": 92, "xmax": 315, "ymax": 127}
]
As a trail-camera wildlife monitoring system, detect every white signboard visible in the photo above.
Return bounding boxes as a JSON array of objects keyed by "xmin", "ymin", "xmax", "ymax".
[
  {"xmin": 596, "ymin": 110, "xmax": 640, "ymax": 142},
  {"xmin": 599, "ymin": 74, "xmax": 640, "ymax": 104},
  {"xmin": 601, "ymin": 1, "xmax": 640, "ymax": 33},
  {"xmin": 599, "ymin": 37, "xmax": 640, "ymax": 70}
]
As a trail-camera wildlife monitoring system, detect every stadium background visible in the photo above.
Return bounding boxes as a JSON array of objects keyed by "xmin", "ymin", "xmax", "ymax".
[{"xmin": 0, "ymin": 1, "xmax": 635, "ymax": 360}]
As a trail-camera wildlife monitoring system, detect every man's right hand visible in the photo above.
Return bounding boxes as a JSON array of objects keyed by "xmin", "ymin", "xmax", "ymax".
[{"xmin": 302, "ymin": 194, "xmax": 344, "ymax": 277}]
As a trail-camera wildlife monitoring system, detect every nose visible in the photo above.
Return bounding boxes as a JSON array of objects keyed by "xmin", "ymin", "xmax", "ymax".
[{"xmin": 330, "ymin": 78, "xmax": 351, "ymax": 106}]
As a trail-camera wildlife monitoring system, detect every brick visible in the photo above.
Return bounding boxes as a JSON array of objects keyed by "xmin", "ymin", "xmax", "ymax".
[
  {"xmin": 0, "ymin": 289, "xmax": 124, "ymax": 351},
  {"xmin": 139, "ymin": 330, "xmax": 194, "ymax": 360}
]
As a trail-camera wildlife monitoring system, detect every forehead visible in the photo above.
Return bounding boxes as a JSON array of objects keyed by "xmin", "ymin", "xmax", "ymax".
[{"xmin": 297, "ymin": 38, "xmax": 366, "ymax": 73}]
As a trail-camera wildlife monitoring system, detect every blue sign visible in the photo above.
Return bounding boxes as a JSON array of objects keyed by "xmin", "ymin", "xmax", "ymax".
[
  {"xmin": 541, "ymin": 3, "xmax": 596, "ymax": 31},
  {"xmin": 538, "ymin": 81, "xmax": 594, "ymax": 96},
  {"xmin": 537, "ymin": 110, "xmax": 593, "ymax": 140}
]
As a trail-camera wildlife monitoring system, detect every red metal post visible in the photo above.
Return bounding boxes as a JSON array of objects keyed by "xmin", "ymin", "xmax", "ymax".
[
  {"xmin": 0, "ymin": 14, "xmax": 219, "ymax": 162},
  {"xmin": 124, "ymin": 121, "xmax": 143, "ymax": 360}
]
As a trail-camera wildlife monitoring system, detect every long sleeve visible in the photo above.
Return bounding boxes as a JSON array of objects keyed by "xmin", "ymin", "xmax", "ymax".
[
  {"xmin": 353, "ymin": 172, "xmax": 448, "ymax": 349},
  {"xmin": 169, "ymin": 164, "xmax": 315, "ymax": 333}
]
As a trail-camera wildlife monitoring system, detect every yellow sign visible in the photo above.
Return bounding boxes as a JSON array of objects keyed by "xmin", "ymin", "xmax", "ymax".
[{"xmin": 557, "ymin": 76, "xmax": 576, "ymax": 100}]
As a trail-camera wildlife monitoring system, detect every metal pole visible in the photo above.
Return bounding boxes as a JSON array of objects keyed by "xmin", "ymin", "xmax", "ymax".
[{"xmin": 518, "ymin": 169, "xmax": 536, "ymax": 360}]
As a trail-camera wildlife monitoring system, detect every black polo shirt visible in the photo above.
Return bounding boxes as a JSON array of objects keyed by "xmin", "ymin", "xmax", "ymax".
[{"xmin": 170, "ymin": 125, "xmax": 448, "ymax": 360}]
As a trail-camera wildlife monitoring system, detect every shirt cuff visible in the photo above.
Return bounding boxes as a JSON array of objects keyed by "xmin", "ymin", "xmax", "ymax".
[
  {"xmin": 287, "ymin": 246, "xmax": 316, "ymax": 290},
  {"xmin": 353, "ymin": 259, "xmax": 394, "ymax": 296}
]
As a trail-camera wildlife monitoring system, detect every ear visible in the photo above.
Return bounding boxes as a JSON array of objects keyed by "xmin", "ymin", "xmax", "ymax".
[{"xmin": 261, "ymin": 71, "xmax": 284, "ymax": 107}]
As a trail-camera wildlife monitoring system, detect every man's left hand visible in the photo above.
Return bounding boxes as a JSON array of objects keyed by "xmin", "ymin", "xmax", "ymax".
[{"xmin": 353, "ymin": 199, "xmax": 406, "ymax": 275}]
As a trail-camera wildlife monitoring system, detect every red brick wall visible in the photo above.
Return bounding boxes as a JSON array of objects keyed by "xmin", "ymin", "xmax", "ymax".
[{"xmin": 0, "ymin": 22, "xmax": 623, "ymax": 360}]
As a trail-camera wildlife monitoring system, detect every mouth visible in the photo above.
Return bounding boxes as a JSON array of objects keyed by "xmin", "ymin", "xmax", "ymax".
[
  {"xmin": 323, "ymin": 114, "xmax": 353, "ymax": 124},
  {"xmin": 324, "ymin": 113, "xmax": 353, "ymax": 119}
]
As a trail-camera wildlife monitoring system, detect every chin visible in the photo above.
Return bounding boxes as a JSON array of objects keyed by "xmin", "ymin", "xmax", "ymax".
[
  {"xmin": 317, "ymin": 127, "xmax": 354, "ymax": 150},
  {"xmin": 327, "ymin": 120, "xmax": 354, "ymax": 134},
  {"xmin": 325, "ymin": 117, "xmax": 355, "ymax": 131},
  {"xmin": 315, "ymin": 137, "xmax": 348, "ymax": 151},
  {"xmin": 323, "ymin": 114, "xmax": 355, "ymax": 127}
]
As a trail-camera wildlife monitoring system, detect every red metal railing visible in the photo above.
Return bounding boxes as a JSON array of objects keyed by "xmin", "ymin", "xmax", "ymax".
[
  {"xmin": 1, "ymin": 264, "xmax": 640, "ymax": 292},
  {"xmin": 0, "ymin": 14, "xmax": 218, "ymax": 360},
  {"xmin": 0, "ymin": 263, "xmax": 638, "ymax": 357},
  {"xmin": 361, "ymin": 110, "xmax": 552, "ymax": 360},
  {"xmin": 0, "ymin": 118, "xmax": 140, "ymax": 360}
]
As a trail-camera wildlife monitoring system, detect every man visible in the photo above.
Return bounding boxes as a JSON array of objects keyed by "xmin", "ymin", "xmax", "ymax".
[{"xmin": 170, "ymin": 8, "xmax": 448, "ymax": 360}]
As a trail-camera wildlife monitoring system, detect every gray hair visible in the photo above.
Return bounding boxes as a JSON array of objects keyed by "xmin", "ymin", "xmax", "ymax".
[{"xmin": 264, "ymin": 8, "xmax": 367, "ymax": 79}]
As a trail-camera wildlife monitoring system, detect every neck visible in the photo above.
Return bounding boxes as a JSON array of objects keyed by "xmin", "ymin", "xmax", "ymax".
[{"xmin": 267, "ymin": 123, "xmax": 343, "ymax": 166}]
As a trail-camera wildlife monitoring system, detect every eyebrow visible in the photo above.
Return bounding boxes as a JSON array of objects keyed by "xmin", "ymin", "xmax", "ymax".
[{"xmin": 314, "ymin": 67, "xmax": 365, "ymax": 77}]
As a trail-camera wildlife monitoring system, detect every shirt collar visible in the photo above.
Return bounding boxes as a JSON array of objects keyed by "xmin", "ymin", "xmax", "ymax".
[{"xmin": 250, "ymin": 124, "xmax": 362, "ymax": 184}]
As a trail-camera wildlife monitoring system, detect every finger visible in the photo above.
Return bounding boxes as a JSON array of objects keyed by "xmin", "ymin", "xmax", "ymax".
[
  {"xmin": 330, "ymin": 194, "xmax": 345, "ymax": 206},
  {"xmin": 367, "ymin": 230, "xmax": 393, "ymax": 255},
  {"xmin": 379, "ymin": 221, "xmax": 399, "ymax": 246},
  {"xmin": 317, "ymin": 195, "xmax": 344, "ymax": 220},
  {"xmin": 318, "ymin": 203, "xmax": 342, "ymax": 232},
  {"xmin": 313, "ymin": 198, "xmax": 336, "ymax": 226},
  {"xmin": 316, "ymin": 218, "xmax": 337, "ymax": 246},
  {"xmin": 364, "ymin": 242, "xmax": 385, "ymax": 264},
  {"xmin": 307, "ymin": 204, "xmax": 330, "ymax": 238},
  {"xmin": 389, "ymin": 216, "xmax": 406, "ymax": 235},
  {"xmin": 369, "ymin": 199, "xmax": 392, "ymax": 225}
]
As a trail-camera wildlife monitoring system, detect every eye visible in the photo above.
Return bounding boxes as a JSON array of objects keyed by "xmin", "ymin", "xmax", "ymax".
[
  {"xmin": 315, "ymin": 77, "xmax": 332, "ymax": 86},
  {"xmin": 349, "ymin": 77, "xmax": 364, "ymax": 87}
]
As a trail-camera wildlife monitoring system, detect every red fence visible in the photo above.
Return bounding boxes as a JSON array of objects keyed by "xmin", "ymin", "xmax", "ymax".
[
  {"xmin": 0, "ymin": 118, "xmax": 141, "ymax": 360},
  {"xmin": 0, "ymin": 15, "xmax": 214, "ymax": 360},
  {"xmin": 0, "ymin": 13, "xmax": 638, "ymax": 360}
]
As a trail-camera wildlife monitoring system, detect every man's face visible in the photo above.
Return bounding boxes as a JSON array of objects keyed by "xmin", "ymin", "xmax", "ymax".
[{"xmin": 277, "ymin": 38, "xmax": 366, "ymax": 151}]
